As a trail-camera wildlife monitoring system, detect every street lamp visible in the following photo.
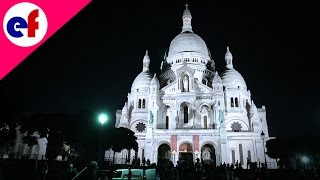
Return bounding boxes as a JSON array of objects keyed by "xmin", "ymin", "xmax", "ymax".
[
  {"xmin": 98, "ymin": 113, "xmax": 108, "ymax": 163},
  {"xmin": 260, "ymin": 131, "xmax": 267, "ymax": 168},
  {"xmin": 301, "ymin": 156, "xmax": 309, "ymax": 169}
]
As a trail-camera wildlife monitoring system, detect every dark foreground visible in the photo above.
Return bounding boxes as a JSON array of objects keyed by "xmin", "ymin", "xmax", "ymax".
[{"xmin": 0, "ymin": 159, "xmax": 319, "ymax": 180}]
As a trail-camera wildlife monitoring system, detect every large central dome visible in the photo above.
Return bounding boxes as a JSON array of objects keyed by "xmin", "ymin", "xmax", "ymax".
[{"xmin": 168, "ymin": 31, "xmax": 209, "ymax": 56}]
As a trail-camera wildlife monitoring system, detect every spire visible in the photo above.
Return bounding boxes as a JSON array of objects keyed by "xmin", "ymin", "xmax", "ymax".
[
  {"xmin": 143, "ymin": 50, "xmax": 150, "ymax": 72},
  {"xmin": 182, "ymin": 4, "xmax": 193, "ymax": 33},
  {"xmin": 225, "ymin": 46, "xmax": 233, "ymax": 69},
  {"xmin": 151, "ymin": 73, "xmax": 160, "ymax": 86}
]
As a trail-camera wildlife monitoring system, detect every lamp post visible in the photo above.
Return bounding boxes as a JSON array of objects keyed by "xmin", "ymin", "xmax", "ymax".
[
  {"xmin": 301, "ymin": 156, "xmax": 309, "ymax": 169},
  {"xmin": 260, "ymin": 131, "xmax": 267, "ymax": 168},
  {"xmin": 98, "ymin": 113, "xmax": 108, "ymax": 164}
]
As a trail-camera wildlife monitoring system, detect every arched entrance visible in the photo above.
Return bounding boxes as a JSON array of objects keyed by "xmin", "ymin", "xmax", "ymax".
[
  {"xmin": 179, "ymin": 143, "xmax": 193, "ymax": 164},
  {"xmin": 158, "ymin": 144, "xmax": 171, "ymax": 165},
  {"xmin": 201, "ymin": 144, "xmax": 216, "ymax": 166}
]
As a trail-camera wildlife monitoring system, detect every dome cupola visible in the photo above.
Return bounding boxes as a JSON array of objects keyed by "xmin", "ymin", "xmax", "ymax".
[
  {"xmin": 221, "ymin": 46, "xmax": 247, "ymax": 90},
  {"xmin": 167, "ymin": 4, "xmax": 209, "ymax": 57},
  {"xmin": 131, "ymin": 51, "xmax": 152, "ymax": 92}
]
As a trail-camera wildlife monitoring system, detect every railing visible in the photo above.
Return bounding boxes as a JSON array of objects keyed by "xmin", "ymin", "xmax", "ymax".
[{"xmin": 71, "ymin": 166, "xmax": 87, "ymax": 180}]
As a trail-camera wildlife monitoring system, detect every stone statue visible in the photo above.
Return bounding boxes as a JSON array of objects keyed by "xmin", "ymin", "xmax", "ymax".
[
  {"xmin": 149, "ymin": 111, "xmax": 154, "ymax": 126},
  {"xmin": 183, "ymin": 76, "xmax": 189, "ymax": 91},
  {"xmin": 219, "ymin": 109, "xmax": 224, "ymax": 124}
]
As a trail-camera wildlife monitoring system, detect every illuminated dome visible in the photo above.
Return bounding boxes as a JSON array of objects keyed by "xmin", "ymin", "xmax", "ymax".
[
  {"xmin": 167, "ymin": 4, "xmax": 209, "ymax": 57},
  {"xmin": 221, "ymin": 47, "xmax": 247, "ymax": 89},
  {"xmin": 168, "ymin": 32, "xmax": 209, "ymax": 56},
  {"xmin": 221, "ymin": 68, "xmax": 247, "ymax": 89}
]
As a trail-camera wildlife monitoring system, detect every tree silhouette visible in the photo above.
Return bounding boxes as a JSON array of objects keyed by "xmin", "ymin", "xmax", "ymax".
[{"xmin": 104, "ymin": 127, "xmax": 138, "ymax": 163}]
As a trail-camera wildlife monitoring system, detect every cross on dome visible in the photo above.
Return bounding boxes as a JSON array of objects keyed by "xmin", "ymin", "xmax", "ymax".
[{"xmin": 182, "ymin": 4, "xmax": 193, "ymax": 33}]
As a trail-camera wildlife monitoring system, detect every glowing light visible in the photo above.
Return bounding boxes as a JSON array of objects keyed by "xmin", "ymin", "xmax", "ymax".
[
  {"xmin": 98, "ymin": 113, "xmax": 108, "ymax": 125},
  {"xmin": 301, "ymin": 156, "xmax": 309, "ymax": 164}
]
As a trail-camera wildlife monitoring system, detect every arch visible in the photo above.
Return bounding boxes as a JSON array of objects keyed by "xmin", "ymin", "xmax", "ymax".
[
  {"xmin": 239, "ymin": 144, "xmax": 244, "ymax": 165},
  {"xmin": 178, "ymin": 142, "xmax": 193, "ymax": 164},
  {"xmin": 231, "ymin": 149, "xmax": 236, "ymax": 164},
  {"xmin": 163, "ymin": 103, "xmax": 175, "ymax": 110},
  {"xmin": 154, "ymin": 140, "xmax": 171, "ymax": 150},
  {"xmin": 178, "ymin": 100, "xmax": 194, "ymax": 109},
  {"xmin": 247, "ymin": 150, "xmax": 252, "ymax": 163},
  {"xmin": 164, "ymin": 105, "xmax": 171, "ymax": 110},
  {"xmin": 198, "ymin": 102, "xmax": 212, "ymax": 111},
  {"xmin": 183, "ymin": 106, "xmax": 188, "ymax": 123},
  {"xmin": 180, "ymin": 102, "xmax": 191, "ymax": 124},
  {"xmin": 158, "ymin": 144, "xmax": 171, "ymax": 165},
  {"xmin": 163, "ymin": 105, "xmax": 171, "ymax": 129},
  {"xmin": 204, "ymin": 116, "xmax": 208, "ymax": 129},
  {"xmin": 179, "ymin": 143, "xmax": 193, "ymax": 152},
  {"xmin": 200, "ymin": 105, "xmax": 209, "ymax": 113},
  {"xmin": 201, "ymin": 144, "xmax": 216, "ymax": 166}
]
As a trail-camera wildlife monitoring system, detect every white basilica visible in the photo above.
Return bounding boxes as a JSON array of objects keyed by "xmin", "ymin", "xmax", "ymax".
[{"xmin": 107, "ymin": 5, "xmax": 275, "ymax": 168}]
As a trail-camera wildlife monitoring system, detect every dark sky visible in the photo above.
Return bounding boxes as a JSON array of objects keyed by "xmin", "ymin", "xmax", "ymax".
[{"xmin": 0, "ymin": 0, "xmax": 318, "ymax": 137}]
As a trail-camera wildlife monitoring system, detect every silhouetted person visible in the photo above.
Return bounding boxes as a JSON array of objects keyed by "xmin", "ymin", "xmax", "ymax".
[
  {"xmin": 195, "ymin": 158, "xmax": 203, "ymax": 180},
  {"xmin": 128, "ymin": 167, "xmax": 132, "ymax": 180},
  {"xmin": 142, "ymin": 157, "xmax": 146, "ymax": 166}
]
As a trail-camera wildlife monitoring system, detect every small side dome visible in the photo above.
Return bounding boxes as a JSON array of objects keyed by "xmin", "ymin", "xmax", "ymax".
[
  {"xmin": 212, "ymin": 71, "xmax": 222, "ymax": 84},
  {"xmin": 131, "ymin": 51, "xmax": 153, "ymax": 92},
  {"xmin": 131, "ymin": 72, "xmax": 152, "ymax": 92},
  {"xmin": 221, "ymin": 46, "xmax": 247, "ymax": 90},
  {"xmin": 221, "ymin": 69, "xmax": 247, "ymax": 90}
]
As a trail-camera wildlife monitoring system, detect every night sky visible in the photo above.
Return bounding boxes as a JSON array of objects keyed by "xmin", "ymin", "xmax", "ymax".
[{"xmin": 0, "ymin": 0, "xmax": 318, "ymax": 137}]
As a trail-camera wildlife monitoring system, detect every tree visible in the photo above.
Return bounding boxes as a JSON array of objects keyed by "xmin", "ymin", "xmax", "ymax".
[{"xmin": 104, "ymin": 127, "xmax": 138, "ymax": 163}]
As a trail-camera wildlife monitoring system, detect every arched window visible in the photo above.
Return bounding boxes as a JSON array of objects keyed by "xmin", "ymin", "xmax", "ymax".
[
  {"xmin": 184, "ymin": 106, "xmax": 188, "ymax": 123},
  {"xmin": 165, "ymin": 116, "xmax": 169, "ymax": 129},
  {"xmin": 138, "ymin": 99, "xmax": 141, "ymax": 108},
  {"xmin": 235, "ymin": 97, "xmax": 239, "ymax": 107},
  {"xmin": 231, "ymin": 98, "xmax": 234, "ymax": 107},
  {"xmin": 231, "ymin": 150, "xmax": 235, "ymax": 164},
  {"xmin": 247, "ymin": 150, "xmax": 251, "ymax": 163},
  {"xmin": 142, "ymin": 99, "xmax": 146, "ymax": 108},
  {"xmin": 239, "ymin": 144, "xmax": 244, "ymax": 165},
  {"xmin": 142, "ymin": 149, "xmax": 145, "ymax": 160},
  {"xmin": 204, "ymin": 116, "xmax": 207, "ymax": 129}
]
